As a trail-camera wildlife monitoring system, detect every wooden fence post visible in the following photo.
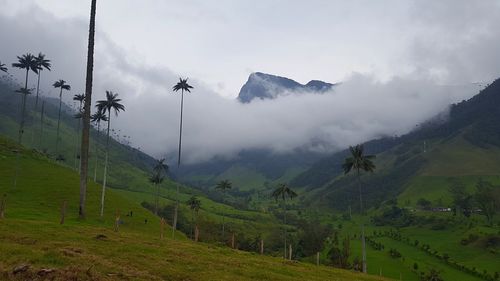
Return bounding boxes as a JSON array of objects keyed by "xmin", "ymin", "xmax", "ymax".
[
  {"xmin": 114, "ymin": 210, "xmax": 120, "ymax": 232},
  {"xmin": 0, "ymin": 194, "xmax": 5, "ymax": 219},
  {"xmin": 231, "ymin": 233, "xmax": 235, "ymax": 249},
  {"xmin": 260, "ymin": 239, "xmax": 264, "ymax": 255},
  {"xmin": 288, "ymin": 244, "xmax": 292, "ymax": 260},
  {"xmin": 316, "ymin": 252, "xmax": 320, "ymax": 266},
  {"xmin": 160, "ymin": 218, "xmax": 166, "ymax": 239},
  {"xmin": 60, "ymin": 200, "xmax": 67, "ymax": 224},
  {"xmin": 195, "ymin": 225, "xmax": 199, "ymax": 242}
]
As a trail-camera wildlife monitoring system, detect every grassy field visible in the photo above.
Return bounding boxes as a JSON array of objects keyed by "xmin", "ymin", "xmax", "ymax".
[{"xmin": 0, "ymin": 136, "xmax": 393, "ymax": 280}]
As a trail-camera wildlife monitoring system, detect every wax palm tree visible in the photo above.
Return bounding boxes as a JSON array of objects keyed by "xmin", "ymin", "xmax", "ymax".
[
  {"xmin": 53, "ymin": 80, "xmax": 71, "ymax": 157},
  {"xmin": 342, "ymin": 144, "xmax": 376, "ymax": 274},
  {"xmin": 34, "ymin": 53, "xmax": 51, "ymax": 109},
  {"xmin": 151, "ymin": 158, "xmax": 169, "ymax": 215},
  {"xmin": 12, "ymin": 53, "xmax": 38, "ymax": 92},
  {"xmin": 91, "ymin": 109, "xmax": 107, "ymax": 182},
  {"xmin": 0, "ymin": 61, "xmax": 7, "ymax": 73},
  {"xmin": 96, "ymin": 91, "xmax": 125, "ymax": 216},
  {"xmin": 149, "ymin": 173, "xmax": 164, "ymax": 216},
  {"xmin": 73, "ymin": 94, "xmax": 85, "ymax": 170},
  {"xmin": 78, "ymin": 0, "xmax": 97, "ymax": 219},
  {"xmin": 216, "ymin": 179, "xmax": 232, "ymax": 240},
  {"xmin": 171, "ymin": 77, "xmax": 193, "ymax": 237},
  {"xmin": 272, "ymin": 183, "xmax": 297, "ymax": 259},
  {"xmin": 186, "ymin": 196, "xmax": 201, "ymax": 240}
]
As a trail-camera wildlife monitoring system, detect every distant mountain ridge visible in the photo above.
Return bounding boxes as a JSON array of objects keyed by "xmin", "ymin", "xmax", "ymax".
[
  {"xmin": 290, "ymin": 77, "xmax": 500, "ymax": 211},
  {"xmin": 237, "ymin": 72, "xmax": 336, "ymax": 103}
]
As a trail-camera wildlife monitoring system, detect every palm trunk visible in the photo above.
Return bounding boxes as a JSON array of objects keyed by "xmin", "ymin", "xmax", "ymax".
[
  {"xmin": 154, "ymin": 182, "xmax": 159, "ymax": 215},
  {"xmin": 13, "ymin": 69, "xmax": 30, "ymax": 188},
  {"xmin": 191, "ymin": 209, "xmax": 194, "ymax": 240},
  {"xmin": 35, "ymin": 71, "xmax": 41, "ymax": 109},
  {"xmin": 79, "ymin": 0, "xmax": 97, "ymax": 219},
  {"xmin": 55, "ymin": 88, "xmax": 63, "ymax": 155},
  {"xmin": 357, "ymin": 169, "xmax": 367, "ymax": 273},
  {"xmin": 173, "ymin": 89, "xmax": 184, "ymax": 238},
  {"xmin": 39, "ymin": 101, "xmax": 45, "ymax": 149},
  {"xmin": 283, "ymin": 201, "xmax": 287, "ymax": 259},
  {"xmin": 222, "ymin": 190, "xmax": 225, "ymax": 241},
  {"xmin": 172, "ymin": 183, "xmax": 179, "ymax": 238},
  {"xmin": 18, "ymin": 68, "xmax": 29, "ymax": 144},
  {"xmin": 100, "ymin": 110, "xmax": 111, "ymax": 217},
  {"xmin": 74, "ymin": 103, "xmax": 82, "ymax": 170},
  {"xmin": 177, "ymin": 89, "xmax": 184, "ymax": 167},
  {"xmin": 30, "ymin": 71, "xmax": 42, "ymax": 146},
  {"xmin": 93, "ymin": 121, "xmax": 100, "ymax": 182},
  {"xmin": 18, "ymin": 93, "xmax": 28, "ymax": 144}
]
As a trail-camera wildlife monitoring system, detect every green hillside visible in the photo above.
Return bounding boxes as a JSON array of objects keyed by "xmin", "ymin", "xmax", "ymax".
[{"xmin": 0, "ymin": 136, "xmax": 389, "ymax": 281}]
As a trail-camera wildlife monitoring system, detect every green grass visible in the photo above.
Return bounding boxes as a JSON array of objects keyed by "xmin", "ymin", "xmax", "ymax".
[{"xmin": 0, "ymin": 137, "xmax": 389, "ymax": 280}]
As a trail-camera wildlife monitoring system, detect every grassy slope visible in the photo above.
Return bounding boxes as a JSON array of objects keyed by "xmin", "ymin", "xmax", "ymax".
[{"xmin": 0, "ymin": 138, "xmax": 387, "ymax": 281}]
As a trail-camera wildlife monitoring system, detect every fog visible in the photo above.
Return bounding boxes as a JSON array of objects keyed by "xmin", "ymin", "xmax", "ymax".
[{"xmin": 0, "ymin": 1, "xmax": 498, "ymax": 164}]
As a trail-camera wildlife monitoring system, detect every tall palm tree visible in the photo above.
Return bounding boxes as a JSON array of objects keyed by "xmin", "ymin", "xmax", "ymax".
[
  {"xmin": 14, "ymin": 88, "xmax": 33, "ymax": 144},
  {"xmin": 272, "ymin": 183, "xmax": 297, "ymax": 259},
  {"xmin": 186, "ymin": 196, "xmax": 201, "ymax": 240},
  {"xmin": 73, "ymin": 94, "xmax": 85, "ymax": 169},
  {"xmin": 79, "ymin": 0, "xmax": 97, "ymax": 219},
  {"xmin": 34, "ymin": 53, "xmax": 51, "ymax": 109},
  {"xmin": 172, "ymin": 77, "xmax": 193, "ymax": 237},
  {"xmin": 216, "ymin": 179, "xmax": 232, "ymax": 240},
  {"xmin": 0, "ymin": 61, "xmax": 7, "ymax": 73},
  {"xmin": 12, "ymin": 53, "xmax": 38, "ymax": 92},
  {"xmin": 96, "ymin": 91, "xmax": 125, "ymax": 216},
  {"xmin": 342, "ymin": 144, "xmax": 376, "ymax": 274},
  {"xmin": 91, "ymin": 109, "xmax": 107, "ymax": 182},
  {"xmin": 149, "ymin": 173, "xmax": 164, "ymax": 216},
  {"xmin": 151, "ymin": 158, "xmax": 168, "ymax": 215},
  {"xmin": 53, "ymin": 80, "xmax": 71, "ymax": 157}
]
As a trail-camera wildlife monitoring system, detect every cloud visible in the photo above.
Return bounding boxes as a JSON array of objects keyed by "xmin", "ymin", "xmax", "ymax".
[{"xmin": 0, "ymin": 1, "xmax": 495, "ymax": 166}]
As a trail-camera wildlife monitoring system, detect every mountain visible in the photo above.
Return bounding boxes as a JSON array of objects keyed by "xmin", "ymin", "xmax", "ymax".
[
  {"xmin": 173, "ymin": 72, "xmax": 336, "ymax": 190},
  {"xmin": 291, "ymin": 78, "xmax": 500, "ymax": 211},
  {"xmin": 237, "ymin": 72, "xmax": 336, "ymax": 103}
]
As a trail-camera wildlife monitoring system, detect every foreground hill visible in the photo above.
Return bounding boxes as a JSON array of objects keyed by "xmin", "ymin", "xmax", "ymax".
[{"xmin": 0, "ymin": 138, "xmax": 386, "ymax": 281}]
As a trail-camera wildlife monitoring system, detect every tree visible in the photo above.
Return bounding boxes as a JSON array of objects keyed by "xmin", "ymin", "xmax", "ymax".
[
  {"xmin": 34, "ymin": 53, "xmax": 51, "ymax": 109},
  {"xmin": 449, "ymin": 181, "xmax": 472, "ymax": 217},
  {"xmin": 151, "ymin": 159, "xmax": 168, "ymax": 215},
  {"xmin": 91, "ymin": 109, "xmax": 107, "ymax": 182},
  {"xmin": 342, "ymin": 144, "xmax": 376, "ymax": 273},
  {"xmin": 422, "ymin": 269, "xmax": 444, "ymax": 281},
  {"xmin": 0, "ymin": 61, "xmax": 7, "ymax": 73},
  {"xmin": 216, "ymin": 179, "xmax": 232, "ymax": 240},
  {"xmin": 172, "ymin": 77, "xmax": 193, "ymax": 236},
  {"xmin": 79, "ymin": 0, "xmax": 98, "ymax": 219},
  {"xmin": 272, "ymin": 183, "xmax": 297, "ymax": 259},
  {"xmin": 149, "ymin": 173, "xmax": 164, "ymax": 216},
  {"xmin": 96, "ymin": 91, "xmax": 124, "ymax": 216},
  {"xmin": 475, "ymin": 180, "xmax": 500, "ymax": 226},
  {"xmin": 12, "ymin": 54, "xmax": 38, "ymax": 144},
  {"xmin": 73, "ymin": 94, "xmax": 85, "ymax": 170},
  {"xmin": 52, "ymin": 80, "xmax": 71, "ymax": 157},
  {"xmin": 186, "ymin": 196, "xmax": 201, "ymax": 240},
  {"xmin": 12, "ymin": 53, "xmax": 38, "ymax": 94}
]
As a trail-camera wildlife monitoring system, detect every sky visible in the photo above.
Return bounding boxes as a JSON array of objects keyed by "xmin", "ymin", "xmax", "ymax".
[{"xmin": 1, "ymin": 0, "xmax": 499, "ymax": 163}]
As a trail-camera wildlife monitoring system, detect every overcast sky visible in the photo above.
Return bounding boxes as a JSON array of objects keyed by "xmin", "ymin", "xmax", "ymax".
[{"xmin": 1, "ymin": 0, "xmax": 499, "ymax": 163}]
